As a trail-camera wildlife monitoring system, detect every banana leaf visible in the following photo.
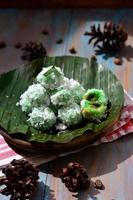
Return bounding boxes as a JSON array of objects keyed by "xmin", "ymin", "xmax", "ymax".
[{"xmin": 0, "ymin": 56, "xmax": 124, "ymax": 143}]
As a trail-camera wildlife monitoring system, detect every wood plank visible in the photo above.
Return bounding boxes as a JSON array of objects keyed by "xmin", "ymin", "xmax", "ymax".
[
  {"xmin": 0, "ymin": 9, "xmax": 71, "ymax": 200},
  {"xmin": 114, "ymin": 9, "xmax": 133, "ymax": 97},
  {"xmin": 65, "ymin": 9, "xmax": 133, "ymax": 96},
  {"xmin": 45, "ymin": 9, "xmax": 72, "ymax": 56},
  {"xmin": 0, "ymin": 9, "xmax": 51, "ymax": 73},
  {"xmin": 0, "ymin": 9, "xmax": 72, "ymax": 73},
  {"xmin": 33, "ymin": 165, "xmax": 49, "ymax": 200},
  {"xmin": 44, "ymin": 9, "xmax": 133, "ymax": 200},
  {"xmin": 0, "ymin": 9, "xmax": 133, "ymax": 200},
  {"xmin": 45, "ymin": 134, "xmax": 133, "ymax": 200}
]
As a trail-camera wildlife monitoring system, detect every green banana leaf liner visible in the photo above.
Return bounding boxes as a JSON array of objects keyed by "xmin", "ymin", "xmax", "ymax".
[{"xmin": 0, "ymin": 56, "xmax": 124, "ymax": 145}]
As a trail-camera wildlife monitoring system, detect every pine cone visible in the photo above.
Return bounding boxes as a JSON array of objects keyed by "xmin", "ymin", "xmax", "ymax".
[
  {"xmin": 88, "ymin": 22, "xmax": 128, "ymax": 50},
  {"xmin": 21, "ymin": 41, "xmax": 47, "ymax": 61},
  {"xmin": 60, "ymin": 162, "xmax": 90, "ymax": 192},
  {"xmin": 0, "ymin": 159, "xmax": 39, "ymax": 200}
]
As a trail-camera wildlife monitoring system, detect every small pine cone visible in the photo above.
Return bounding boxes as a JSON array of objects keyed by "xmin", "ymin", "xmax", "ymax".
[
  {"xmin": 60, "ymin": 162, "xmax": 90, "ymax": 192},
  {"xmin": 21, "ymin": 41, "xmax": 47, "ymax": 61},
  {"xmin": 0, "ymin": 159, "xmax": 39, "ymax": 200},
  {"xmin": 88, "ymin": 21, "xmax": 128, "ymax": 50}
]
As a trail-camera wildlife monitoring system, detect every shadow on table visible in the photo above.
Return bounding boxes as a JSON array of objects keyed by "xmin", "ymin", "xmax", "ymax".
[
  {"xmin": 72, "ymin": 182, "xmax": 100, "ymax": 200},
  {"xmin": 40, "ymin": 134, "xmax": 133, "ymax": 178},
  {"xmin": 33, "ymin": 181, "xmax": 56, "ymax": 200},
  {"xmin": 95, "ymin": 45, "xmax": 133, "ymax": 63},
  {"xmin": 36, "ymin": 177, "xmax": 100, "ymax": 200},
  {"xmin": 39, "ymin": 134, "xmax": 133, "ymax": 199}
]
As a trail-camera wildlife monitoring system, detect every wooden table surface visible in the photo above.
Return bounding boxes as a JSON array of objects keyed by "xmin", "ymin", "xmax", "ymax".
[{"xmin": 0, "ymin": 9, "xmax": 133, "ymax": 200}]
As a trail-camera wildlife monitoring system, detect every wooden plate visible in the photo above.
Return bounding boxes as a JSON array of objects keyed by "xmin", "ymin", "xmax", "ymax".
[
  {"xmin": 0, "ymin": 119, "xmax": 118, "ymax": 154},
  {"xmin": 0, "ymin": 56, "xmax": 124, "ymax": 153}
]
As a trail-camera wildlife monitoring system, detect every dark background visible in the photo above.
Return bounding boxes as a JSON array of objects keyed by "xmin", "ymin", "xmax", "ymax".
[{"xmin": 0, "ymin": 0, "xmax": 132, "ymax": 8}]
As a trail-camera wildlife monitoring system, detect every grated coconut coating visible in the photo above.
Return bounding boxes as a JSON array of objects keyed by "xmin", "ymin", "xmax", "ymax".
[
  {"xmin": 58, "ymin": 103, "xmax": 82, "ymax": 126},
  {"xmin": 28, "ymin": 107, "xmax": 56, "ymax": 130},
  {"xmin": 18, "ymin": 66, "xmax": 87, "ymax": 130},
  {"xmin": 51, "ymin": 89, "xmax": 73, "ymax": 107},
  {"xmin": 36, "ymin": 66, "xmax": 64, "ymax": 90},
  {"xmin": 18, "ymin": 83, "xmax": 50, "ymax": 113},
  {"xmin": 58, "ymin": 77, "xmax": 85, "ymax": 104}
]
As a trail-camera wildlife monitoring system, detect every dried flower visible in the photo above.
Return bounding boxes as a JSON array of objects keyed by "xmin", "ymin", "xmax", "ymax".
[
  {"xmin": 0, "ymin": 159, "xmax": 39, "ymax": 200},
  {"xmin": 60, "ymin": 162, "xmax": 90, "ymax": 192},
  {"xmin": 21, "ymin": 41, "xmax": 47, "ymax": 61},
  {"xmin": 88, "ymin": 22, "xmax": 128, "ymax": 50}
]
